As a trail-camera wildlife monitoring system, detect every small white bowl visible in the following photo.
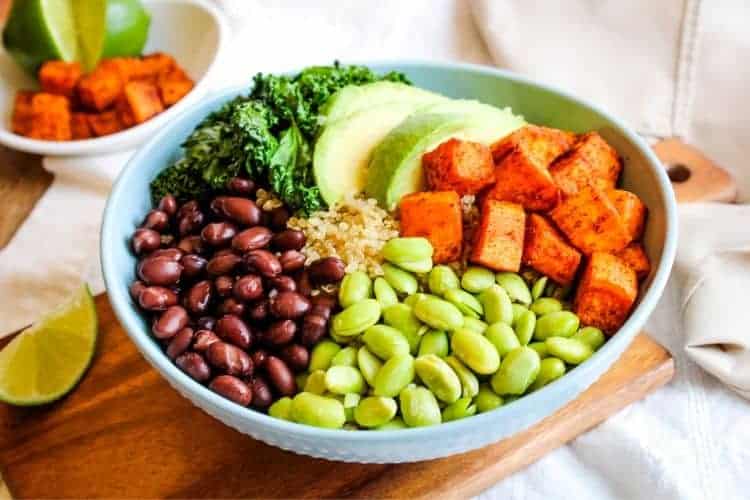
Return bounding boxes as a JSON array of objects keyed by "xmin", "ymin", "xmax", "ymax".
[{"xmin": 0, "ymin": 0, "xmax": 228, "ymax": 156}]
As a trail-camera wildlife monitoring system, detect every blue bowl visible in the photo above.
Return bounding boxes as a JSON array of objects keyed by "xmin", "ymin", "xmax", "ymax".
[{"xmin": 101, "ymin": 61, "xmax": 677, "ymax": 463}]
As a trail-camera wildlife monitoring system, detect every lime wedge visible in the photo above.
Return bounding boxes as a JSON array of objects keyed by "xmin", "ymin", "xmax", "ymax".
[
  {"xmin": 2, "ymin": 0, "xmax": 79, "ymax": 74},
  {"xmin": 0, "ymin": 285, "xmax": 97, "ymax": 406}
]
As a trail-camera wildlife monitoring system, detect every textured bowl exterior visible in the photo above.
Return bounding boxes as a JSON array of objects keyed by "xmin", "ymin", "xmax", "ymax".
[
  {"xmin": 0, "ymin": 0, "xmax": 228, "ymax": 156},
  {"xmin": 101, "ymin": 61, "xmax": 678, "ymax": 463}
]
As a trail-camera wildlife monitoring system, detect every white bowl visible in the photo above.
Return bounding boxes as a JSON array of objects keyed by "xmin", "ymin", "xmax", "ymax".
[{"xmin": 0, "ymin": 0, "xmax": 228, "ymax": 156}]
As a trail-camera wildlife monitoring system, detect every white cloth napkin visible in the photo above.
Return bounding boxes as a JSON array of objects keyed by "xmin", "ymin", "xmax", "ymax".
[{"xmin": 2, "ymin": 0, "xmax": 750, "ymax": 498}]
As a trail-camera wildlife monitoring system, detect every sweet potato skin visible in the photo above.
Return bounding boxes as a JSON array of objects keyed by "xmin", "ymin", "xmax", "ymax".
[
  {"xmin": 491, "ymin": 125, "xmax": 576, "ymax": 165},
  {"xmin": 549, "ymin": 185, "xmax": 631, "ymax": 254},
  {"xmin": 27, "ymin": 93, "xmax": 72, "ymax": 141},
  {"xmin": 609, "ymin": 189, "xmax": 647, "ymax": 241},
  {"xmin": 523, "ymin": 214, "xmax": 582, "ymax": 285},
  {"xmin": 38, "ymin": 61, "xmax": 82, "ymax": 97},
  {"xmin": 123, "ymin": 80, "xmax": 164, "ymax": 124},
  {"xmin": 11, "ymin": 90, "xmax": 34, "ymax": 135},
  {"xmin": 70, "ymin": 112, "xmax": 93, "ymax": 140},
  {"xmin": 77, "ymin": 66, "xmax": 123, "ymax": 111},
  {"xmin": 141, "ymin": 52, "xmax": 177, "ymax": 78},
  {"xmin": 614, "ymin": 242, "xmax": 651, "ymax": 281},
  {"xmin": 423, "ymin": 139, "xmax": 495, "ymax": 195},
  {"xmin": 550, "ymin": 132, "xmax": 622, "ymax": 195},
  {"xmin": 399, "ymin": 191, "xmax": 463, "ymax": 263},
  {"xmin": 485, "ymin": 147, "xmax": 560, "ymax": 211},
  {"xmin": 470, "ymin": 200, "xmax": 525, "ymax": 272},
  {"xmin": 87, "ymin": 110, "xmax": 124, "ymax": 137},
  {"xmin": 157, "ymin": 67, "xmax": 194, "ymax": 106},
  {"xmin": 574, "ymin": 252, "xmax": 638, "ymax": 334}
]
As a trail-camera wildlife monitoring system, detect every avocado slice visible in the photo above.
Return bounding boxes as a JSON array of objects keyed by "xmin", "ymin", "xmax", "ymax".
[
  {"xmin": 320, "ymin": 81, "xmax": 447, "ymax": 123},
  {"xmin": 365, "ymin": 105, "xmax": 525, "ymax": 210},
  {"xmin": 313, "ymin": 100, "xmax": 432, "ymax": 205}
]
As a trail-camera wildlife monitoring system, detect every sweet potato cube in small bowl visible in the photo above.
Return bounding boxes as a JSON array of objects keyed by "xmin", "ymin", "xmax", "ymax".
[
  {"xmin": 123, "ymin": 81, "xmax": 165, "ymax": 124},
  {"xmin": 491, "ymin": 125, "xmax": 576, "ymax": 165},
  {"xmin": 399, "ymin": 191, "xmax": 463, "ymax": 264},
  {"xmin": 158, "ymin": 67, "xmax": 195, "ymax": 106},
  {"xmin": 70, "ymin": 113, "xmax": 93, "ymax": 140},
  {"xmin": 77, "ymin": 66, "xmax": 124, "ymax": 111},
  {"xmin": 609, "ymin": 189, "xmax": 647, "ymax": 241},
  {"xmin": 470, "ymin": 200, "xmax": 525, "ymax": 272},
  {"xmin": 38, "ymin": 61, "xmax": 82, "ymax": 98},
  {"xmin": 549, "ymin": 132, "xmax": 622, "ymax": 196},
  {"xmin": 27, "ymin": 93, "xmax": 72, "ymax": 141},
  {"xmin": 523, "ymin": 214, "xmax": 582, "ymax": 285},
  {"xmin": 422, "ymin": 138, "xmax": 495, "ymax": 195},
  {"xmin": 88, "ymin": 111, "xmax": 125, "ymax": 137},
  {"xmin": 574, "ymin": 252, "xmax": 638, "ymax": 334},
  {"xmin": 614, "ymin": 242, "xmax": 651, "ymax": 281},
  {"xmin": 10, "ymin": 90, "xmax": 35, "ymax": 136},
  {"xmin": 549, "ymin": 185, "xmax": 631, "ymax": 255}
]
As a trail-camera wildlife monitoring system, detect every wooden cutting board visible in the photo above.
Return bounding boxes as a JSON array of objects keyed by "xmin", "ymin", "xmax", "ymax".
[{"xmin": 0, "ymin": 140, "xmax": 736, "ymax": 498}]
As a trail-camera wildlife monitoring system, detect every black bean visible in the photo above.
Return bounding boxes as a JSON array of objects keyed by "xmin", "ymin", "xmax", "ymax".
[
  {"xmin": 308, "ymin": 257, "xmax": 345, "ymax": 284},
  {"xmin": 138, "ymin": 286, "xmax": 178, "ymax": 311},
  {"xmin": 193, "ymin": 329, "xmax": 220, "ymax": 351},
  {"xmin": 244, "ymin": 250, "xmax": 281, "ymax": 278},
  {"xmin": 175, "ymin": 352, "xmax": 211, "ymax": 382},
  {"xmin": 138, "ymin": 256, "xmax": 183, "ymax": 286},
  {"xmin": 184, "ymin": 280, "xmax": 212, "ymax": 315},
  {"xmin": 272, "ymin": 229, "xmax": 306, "ymax": 251},
  {"xmin": 166, "ymin": 327, "xmax": 194, "ymax": 360},
  {"xmin": 214, "ymin": 275, "xmax": 234, "ymax": 297},
  {"xmin": 177, "ymin": 235, "xmax": 206, "ymax": 255},
  {"xmin": 181, "ymin": 254, "xmax": 208, "ymax": 280},
  {"xmin": 263, "ymin": 319, "xmax": 297, "ymax": 346},
  {"xmin": 227, "ymin": 177, "xmax": 256, "ymax": 196},
  {"xmin": 250, "ymin": 376, "xmax": 274, "ymax": 409},
  {"xmin": 269, "ymin": 291, "xmax": 310, "ymax": 319},
  {"xmin": 206, "ymin": 341, "xmax": 253, "ymax": 377},
  {"xmin": 279, "ymin": 250, "xmax": 306, "ymax": 273},
  {"xmin": 210, "ymin": 197, "xmax": 261, "ymax": 226},
  {"xmin": 268, "ymin": 275, "xmax": 296, "ymax": 293},
  {"xmin": 132, "ymin": 228, "xmax": 161, "ymax": 255},
  {"xmin": 215, "ymin": 315, "xmax": 252, "ymax": 349},
  {"xmin": 210, "ymin": 375, "xmax": 253, "ymax": 406},
  {"xmin": 201, "ymin": 222, "xmax": 238, "ymax": 247},
  {"xmin": 233, "ymin": 274, "xmax": 263, "ymax": 302},
  {"xmin": 280, "ymin": 344, "xmax": 309, "ymax": 373},
  {"xmin": 206, "ymin": 252, "xmax": 241, "ymax": 276},
  {"xmin": 149, "ymin": 247, "xmax": 183, "ymax": 262},
  {"xmin": 231, "ymin": 227, "xmax": 273, "ymax": 253},
  {"xmin": 267, "ymin": 206, "xmax": 290, "ymax": 231},
  {"xmin": 300, "ymin": 314, "xmax": 328, "ymax": 346},
  {"xmin": 142, "ymin": 209, "xmax": 170, "ymax": 232},
  {"xmin": 152, "ymin": 305, "xmax": 189, "ymax": 339},
  {"xmin": 217, "ymin": 297, "xmax": 245, "ymax": 317},
  {"xmin": 264, "ymin": 356, "xmax": 296, "ymax": 397},
  {"xmin": 158, "ymin": 195, "xmax": 177, "ymax": 217}
]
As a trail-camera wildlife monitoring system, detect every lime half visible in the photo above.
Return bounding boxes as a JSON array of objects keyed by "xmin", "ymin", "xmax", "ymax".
[
  {"xmin": 0, "ymin": 285, "xmax": 97, "ymax": 406},
  {"xmin": 2, "ymin": 0, "xmax": 80, "ymax": 74}
]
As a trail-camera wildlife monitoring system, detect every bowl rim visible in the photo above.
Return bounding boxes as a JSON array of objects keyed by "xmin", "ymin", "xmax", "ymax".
[
  {"xmin": 0, "ymin": 0, "xmax": 229, "ymax": 157},
  {"xmin": 101, "ymin": 59, "xmax": 678, "ymax": 442}
]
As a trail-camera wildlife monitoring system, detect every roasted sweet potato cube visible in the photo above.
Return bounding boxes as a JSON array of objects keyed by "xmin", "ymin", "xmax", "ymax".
[
  {"xmin": 122, "ymin": 80, "xmax": 164, "ymax": 124},
  {"xmin": 491, "ymin": 125, "xmax": 576, "ymax": 165},
  {"xmin": 98, "ymin": 57, "xmax": 148, "ymax": 82},
  {"xmin": 115, "ymin": 95, "xmax": 136, "ymax": 127},
  {"xmin": 87, "ymin": 110, "xmax": 124, "ymax": 137},
  {"xmin": 399, "ymin": 191, "xmax": 463, "ymax": 263},
  {"xmin": 77, "ymin": 66, "xmax": 124, "ymax": 111},
  {"xmin": 141, "ymin": 52, "xmax": 177, "ymax": 78},
  {"xmin": 422, "ymin": 139, "xmax": 495, "ymax": 196},
  {"xmin": 485, "ymin": 146, "xmax": 560, "ymax": 211},
  {"xmin": 614, "ymin": 242, "xmax": 651, "ymax": 281},
  {"xmin": 574, "ymin": 252, "xmax": 638, "ymax": 333},
  {"xmin": 11, "ymin": 90, "xmax": 35, "ymax": 135},
  {"xmin": 550, "ymin": 132, "xmax": 622, "ymax": 195},
  {"xmin": 26, "ymin": 93, "xmax": 72, "ymax": 141},
  {"xmin": 523, "ymin": 214, "xmax": 582, "ymax": 285},
  {"xmin": 38, "ymin": 60, "xmax": 82, "ymax": 97},
  {"xmin": 70, "ymin": 112, "xmax": 93, "ymax": 140},
  {"xmin": 157, "ymin": 67, "xmax": 194, "ymax": 106},
  {"xmin": 549, "ymin": 185, "xmax": 631, "ymax": 254},
  {"xmin": 609, "ymin": 189, "xmax": 647, "ymax": 240},
  {"xmin": 470, "ymin": 200, "xmax": 525, "ymax": 272}
]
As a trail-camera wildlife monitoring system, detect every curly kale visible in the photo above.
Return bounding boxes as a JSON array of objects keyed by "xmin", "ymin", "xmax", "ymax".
[{"xmin": 150, "ymin": 63, "xmax": 410, "ymax": 214}]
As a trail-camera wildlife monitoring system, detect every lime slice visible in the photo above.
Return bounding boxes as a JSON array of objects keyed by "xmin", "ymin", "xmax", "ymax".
[
  {"xmin": 0, "ymin": 285, "xmax": 97, "ymax": 406},
  {"xmin": 2, "ymin": 0, "xmax": 80, "ymax": 74}
]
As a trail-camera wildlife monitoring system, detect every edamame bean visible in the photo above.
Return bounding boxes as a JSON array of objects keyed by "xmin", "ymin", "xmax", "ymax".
[
  {"xmin": 331, "ymin": 346, "xmax": 358, "ymax": 367},
  {"xmin": 331, "ymin": 299, "xmax": 382, "ymax": 337},
  {"xmin": 338, "ymin": 271, "xmax": 372, "ymax": 308},
  {"xmin": 490, "ymin": 346, "xmax": 541, "ymax": 395},
  {"xmin": 511, "ymin": 304, "xmax": 528, "ymax": 325},
  {"xmin": 354, "ymin": 396, "xmax": 398, "ymax": 428},
  {"xmin": 529, "ymin": 297, "xmax": 563, "ymax": 316},
  {"xmin": 295, "ymin": 372, "xmax": 308, "ymax": 391},
  {"xmin": 475, "ymin": 384, "xmax": 503, "ymax": 413},
  {"xmin": 383, "ymin": 263, "xmax": 418, "ymax": 295},
  {"xmin": 290, "ymin": 392, "xmax": 346, "ymax": 429},
  {"xmin": 330, "ymin": 331, "xmax": 355, "ymax": 345},
  {"xmin": 496, "ymin": 272, "xmax": 532, "ymax": 305},
  {"xmin": 325, "ymin": 366, "xmax": 365, "ymax": 394},
  {"xmin": 304, "ymin": 369, "xmax": 327, "ymax": 395},
  {"xmin": 357, "ymin": 346, "xmax": 383, "ymax": 386},
  {"xmin": 363, "ymin": 324, "xmax": 411, "ymax": 359},
  {"xmin": 515, "ymin": 309, "xmax": 536, "ymax": 345},
  {"xmin": 309, "ymin": 341, "xmax": 342, "ymax": 372},
  {"xmin": 461, "ymin": 266, "xmax": 495, "ymax": 293},
  {"xmin": 382, "ymin": 237, "xmax": 434, "ymax": 273},
  {"xmin": 462, "ymin": 316, "xmax": 488, "ymax": 335},
  {"xmin": 531, "ymin": 276, "xmax": 548, "ymax": 300},
  {"xmin": 528, "ymin": 342, "xmax": 549, "ymax": 359},
  {"xmin": 428, "ymin": 265, "xmax": 460, "ymax": 296},
  {"xmin": 414, "ymin": 354, "xmax": 462, "ymax": 403},
  {"xmin": 533, "ymin": 311, "xmax": 580, "ymax": 340},
  {"xmin": 376, "ymin": 416, "xmax": 407, "ymax": 430},
  {"xmin": 485, "ymin": 322, "xmax": 521, "ymax": 357},
  {"xmin": 373, "ymin": 354, "xmax": 415, "ymax": 397},
  {"xmin": 400, "ymin": 385, "xmax": 441, "ymax": 427},
  {"xmin": 268, "ymin": 397, "xmax": 293, "ymax": 420},
  {"xmin": 572, "ymin": 326, "xmax": 606, "ymax": 350},
  {"xmin": 444, "ymin": 356, "xmax": 479, "ymax": 398},
  {"xmin": 444, "ymin": 289, "xmax": 483, "ymax": 318},
  {"xmin": 343, "ymin": 393, "xmax": 361, "ymax": 422},
  {"xmin": 442, "ymin": 397, "xmax": 477, "ymax": 422},
  {"xmin": 418, "ymin": 329, "xmax": 449, "ymax": 357},
  {"xmin": 545, "ymin": 337, "xmax": 593, "ymax": 364},
  {"xmin": 403, "ymin": 293, "xmax": 426, "ymax": 308},
  {"xmin": 414, "ymin": 295, "xmax": 465, "ymax": 331},
  {"xmin": 383, "ymin": 303, "xmax": 423, "ymax": 353},
  {"xmin": 373, "ymin": 277, "xmax": 399, "ymax": 308},
  {"xmin": 480, "ymin": 285, "xmax": 513, "ymax": 325},
  {"xmin": 530, "ymin": 357, "xmax": 566, "ymax": 391},
  {"xmin": 451, "ymin": 328, "xmax": 501, "ymax": 375}
]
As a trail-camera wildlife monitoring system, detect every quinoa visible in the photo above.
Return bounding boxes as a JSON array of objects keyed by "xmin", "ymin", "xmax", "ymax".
[{"xmin": 288, "ymin": 195, "xmax": 399, "ymax": 275}]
